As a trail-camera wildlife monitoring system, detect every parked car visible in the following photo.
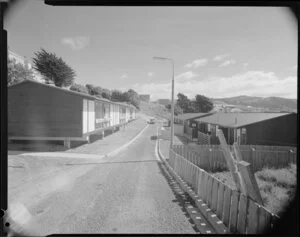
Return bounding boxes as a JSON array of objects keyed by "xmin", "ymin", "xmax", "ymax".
[
  {"xmin": 162, "ymin": 119, "xmax": 169, "ymax": 127},
  {"xmin": 149, "ymin": 118, "xmax": 155, "ymax": 124}
]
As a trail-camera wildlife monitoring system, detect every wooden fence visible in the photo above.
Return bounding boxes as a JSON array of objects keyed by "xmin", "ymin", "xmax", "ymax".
[
  {"xmin": 168, "ymin": 149, "xmax": 280, "ymax": 234},
  {"xmin": 173, "ymin": 144, "xmax": 297, "ymax": 172},
  {"xmin": 172, "ymin": 144, "xmax": 228, "ymax": 172}
]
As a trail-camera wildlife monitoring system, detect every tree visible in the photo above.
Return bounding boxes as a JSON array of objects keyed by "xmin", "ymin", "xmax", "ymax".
[
  {"xmin": 165, "ymin": 103, "xmax": 183, "ymax": 115},
  {"xmin": 86, "ymin": 84, "xmax": 112, "ymax": 99},
  {"xmin": 125, "ymin": 89, "xmax": 140, "ymax": 109},
  {"xmin": 101, "ymin": 88, "xmax": 112, "ymax": 100},
  {"xmin": 194, "ymin": 94, "xmax": 214, "ymax": 112},
  {"xmin": 70, "ymin": 83, "xmax": 89, "ymax": 94},
  {"xmin": 177, "ymin": 93, "xmax": 191, "ymax": 113},
  {"xmin": 7, "ymin": 58, "xmax": 34, "ymax": 86},
  {"xmin": 32, "ymin": 48, "xmax": 76, "ymax": 87},
  {"xmin": 110, "ymin": 89, "xmax": 140, "ymax": 109},
  {"xmin": 111, "ymin": 90, "xmax": 126, "ymax": 102},
  {"xmin": 86, "ymin": 84, "xmax": 101, "ymax": 97},
  {"xmin": 86, "ymin": 84, "xmax": 95, "ymax": 95}
]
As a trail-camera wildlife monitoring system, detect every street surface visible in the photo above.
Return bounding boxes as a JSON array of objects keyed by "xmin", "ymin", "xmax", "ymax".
[{"xmin": 8, "ymin": 122, "xmax": 197, "ymax": 235}]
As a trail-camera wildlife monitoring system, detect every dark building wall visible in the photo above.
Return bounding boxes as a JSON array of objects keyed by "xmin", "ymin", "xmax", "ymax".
[
  {"xmin": 8, "ymin": 82, "xmax": 83, "ymax": 138},
  {"xmin": 218, "ymin": 127, "xmax": 235, "ymax": 145},
  {"xmin": 245, "ymin": 113, "xmax": 297, "ymax": 146}
]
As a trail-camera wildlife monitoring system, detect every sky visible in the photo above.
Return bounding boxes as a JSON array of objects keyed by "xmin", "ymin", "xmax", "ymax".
[{"xmin": 5, "ymin": 2, "xmax": 298, "ymax": 100}]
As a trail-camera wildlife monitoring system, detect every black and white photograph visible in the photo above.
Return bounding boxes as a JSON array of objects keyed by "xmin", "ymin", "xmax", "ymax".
[{"xmin": 1, "ymin": 1, "xmax": 298, "ymax": 236}]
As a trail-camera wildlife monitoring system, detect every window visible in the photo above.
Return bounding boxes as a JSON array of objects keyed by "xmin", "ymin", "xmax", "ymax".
[{"xmin": 241, "ymin": 127, "xmax": 247, "ymax": 144}]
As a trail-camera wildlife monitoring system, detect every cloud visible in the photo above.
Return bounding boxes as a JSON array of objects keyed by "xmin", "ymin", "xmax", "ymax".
[
  {"xmin": 213, "ymin": 54, "xmax": 229, "ymax": 61},
  {"xmin": 148, "ymin": 72, "xmax": 154, "ymax": 77},
  {"xmin": 121, "ymin": 74, "xmax": 128, "ymax": 79},
  {"xmin": 61, "ymin": 36, "xmax": 90, "ymax": 50},
  {"xmin": 243, "ymin": 63, "xmax": 249, "ymax": 69},
  {"xmin": 132, "ymin": 70, "xmax": 297, "ymax": 100},
  {"xmin": 175, "ymin": 71, "xmax": 198, "ymax": 82},
  {"xmin": 184, "ymin": 58, "xmax": 208, "ymax": 68},
  {"xmin": 219, "ymin": 60, "xmax": 236, "ymax": 67}
]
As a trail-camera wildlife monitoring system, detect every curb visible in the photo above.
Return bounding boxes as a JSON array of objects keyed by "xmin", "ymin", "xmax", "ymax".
[
  {"xmin": 106, "ymin": 123, "xmax": 149, "ymax": 157},
  {"xmin": 157, "ymin": 139, "xmax": 229, "ymax": 234}
]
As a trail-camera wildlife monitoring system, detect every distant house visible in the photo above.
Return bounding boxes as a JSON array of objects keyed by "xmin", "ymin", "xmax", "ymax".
[
  {"xmin": 157, "ymin": 99, "xmax": 171, "ymax": 106},
  {"xmin": 139, "ymin": 94, "xmax": 150, "ymax": 103},
  {"xmin": 8, "ymin": 49, "xmax": 32, "ymax": 69},
  {"xmin": 8, "ymin": 49, "xmax": 45, "ymax": 83},
  {"xmin": 174, "ymin": 112, "xmax": 214, "ymax": 138},
  {"xmin": 194, "ymin": 112, "xmax": 297, "ymax": 146}
]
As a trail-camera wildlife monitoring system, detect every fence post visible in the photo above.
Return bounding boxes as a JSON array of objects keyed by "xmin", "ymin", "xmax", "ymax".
[
  {"xmin": 209, "ymin": 148, "xmax": 212, "ymax": 171},
  {"xmin": 217, "ymin": 129, "xmax": 243, "ymax": 192},
  {"xmin": 250, "ymin": 147, "xmax": 256, "ymax": 172},
  {"xmin": 237, "ymin": 160, "xmax": 263, "ymax": 205},
  {"xmin": 289, "ymin": 149, "xmax": 295, "ymax": 164}
]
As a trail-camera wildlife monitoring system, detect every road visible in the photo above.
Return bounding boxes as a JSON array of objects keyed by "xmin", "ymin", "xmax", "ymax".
[{"xmin": 8, "ymin": 123, "xmax": 197, "ymax": 235}]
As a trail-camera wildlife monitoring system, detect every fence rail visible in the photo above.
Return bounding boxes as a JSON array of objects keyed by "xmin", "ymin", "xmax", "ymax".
[
  {"xmin": 173, "ymin": 144, "xmax": 297, "ymax": 172},
  {"xmin": 168, "ymin": 149, "xmax": 279, "ymax": 234}
]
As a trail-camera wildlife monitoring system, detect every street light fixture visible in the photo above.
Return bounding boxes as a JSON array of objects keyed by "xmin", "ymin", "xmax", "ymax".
[{"xmin": 153, "ymin": 56, "xmax": 175, "ymax": 147}]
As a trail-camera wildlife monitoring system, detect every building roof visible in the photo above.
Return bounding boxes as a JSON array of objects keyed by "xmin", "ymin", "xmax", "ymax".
[
  {"xmin": 8, "ymin": 80, "xmax": 137, "ymax": 110},
  {"xmin": 194, "ymin": 112, "xmax": 292, "ymax": 128},
  {"xmin": 174, "ymin": 112, "xmax": 213, "ymax": 121}
]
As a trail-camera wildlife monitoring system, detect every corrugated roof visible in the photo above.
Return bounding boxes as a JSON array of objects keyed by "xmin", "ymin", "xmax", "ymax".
[
  {"xmin": 174, "ymin": 112, "xmax": 213, "ymax": 121},
  {"xmin": 195, "ymin": 112, "xmax": 292, "ymax": 128},
  {"xmin": 8, "ymin": 80, "xmax": 137, "ymax": 110}
]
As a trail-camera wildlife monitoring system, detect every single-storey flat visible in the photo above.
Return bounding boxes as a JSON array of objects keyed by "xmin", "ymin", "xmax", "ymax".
[
  {"xmin": 174, "ymin": 112, "xmax": 214, "ymax": 137},
  {"xmin": 8, "ymin": 80, "xmax": 137, "ymax": 147},
  {"xmin": 193, "ymin": 112, "xmax": 297, "ymax": 146}
]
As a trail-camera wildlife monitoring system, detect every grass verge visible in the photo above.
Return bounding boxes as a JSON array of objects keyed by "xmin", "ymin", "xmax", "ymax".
[{"xmin": 209, "ymin": 163, "xmax": 296, "ymax": 216}]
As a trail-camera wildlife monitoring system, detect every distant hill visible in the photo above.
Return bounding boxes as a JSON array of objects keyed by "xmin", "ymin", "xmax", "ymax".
[{"xmin": 211, "ymin": 95, "xmax": 297, "ymax": 112}]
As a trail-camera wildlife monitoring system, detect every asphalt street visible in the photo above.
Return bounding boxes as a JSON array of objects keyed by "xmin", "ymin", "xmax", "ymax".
[{"xmin": 10, "ymin": 123, "xmax": 197, "ymax": 235}]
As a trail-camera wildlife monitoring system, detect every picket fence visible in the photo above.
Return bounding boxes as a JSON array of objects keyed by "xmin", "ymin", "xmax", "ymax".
[
  {"xmin": 168, "ymin": 149, "xmax": 280, "ymax": 234},
  {"xmin": 173, "ymin": 144, "xmax": 297, "ymax": 172}
]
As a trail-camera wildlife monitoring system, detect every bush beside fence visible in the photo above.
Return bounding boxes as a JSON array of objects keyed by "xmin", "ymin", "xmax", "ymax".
[{"xmin": 168, "ymin": 149, "xmax": 279, "ymax": 234}]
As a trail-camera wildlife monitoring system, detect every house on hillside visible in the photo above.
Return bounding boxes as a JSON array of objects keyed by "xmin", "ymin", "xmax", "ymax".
[
  {"xmin": 194, "ymin": 112, "xmax": 297, "ymax": 146},
  {"xmin": 139, "ymin": 94, "xmax": 150, "ymax": 103},
  {"xmin": 157, "ymin": 99, "xmax": 171, "ymax": 106},
  {"xmin": 8, "ymin": 49, "xmax": 45, "ymax": 83},
  {"xmin": 174, "ymin": 112, "xmax": 214, "ymax": 139}
]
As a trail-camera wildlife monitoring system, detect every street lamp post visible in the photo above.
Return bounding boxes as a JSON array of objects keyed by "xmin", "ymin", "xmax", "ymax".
[{"xmin": 153, "ymin": 57, "xmax": 175, "ymax": 147}]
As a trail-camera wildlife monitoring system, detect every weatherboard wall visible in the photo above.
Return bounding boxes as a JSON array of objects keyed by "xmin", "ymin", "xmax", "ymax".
[
  {"xmin": 244, "ymin": 113, "xmax": 297, "ymax": 146},
  {"xmin": 8, "ymin": 82, "xmax": 83, "ymax": 138},
  {"xmin": 8, "ymin": 80, "xmax": 138, "ymax": 141}
]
